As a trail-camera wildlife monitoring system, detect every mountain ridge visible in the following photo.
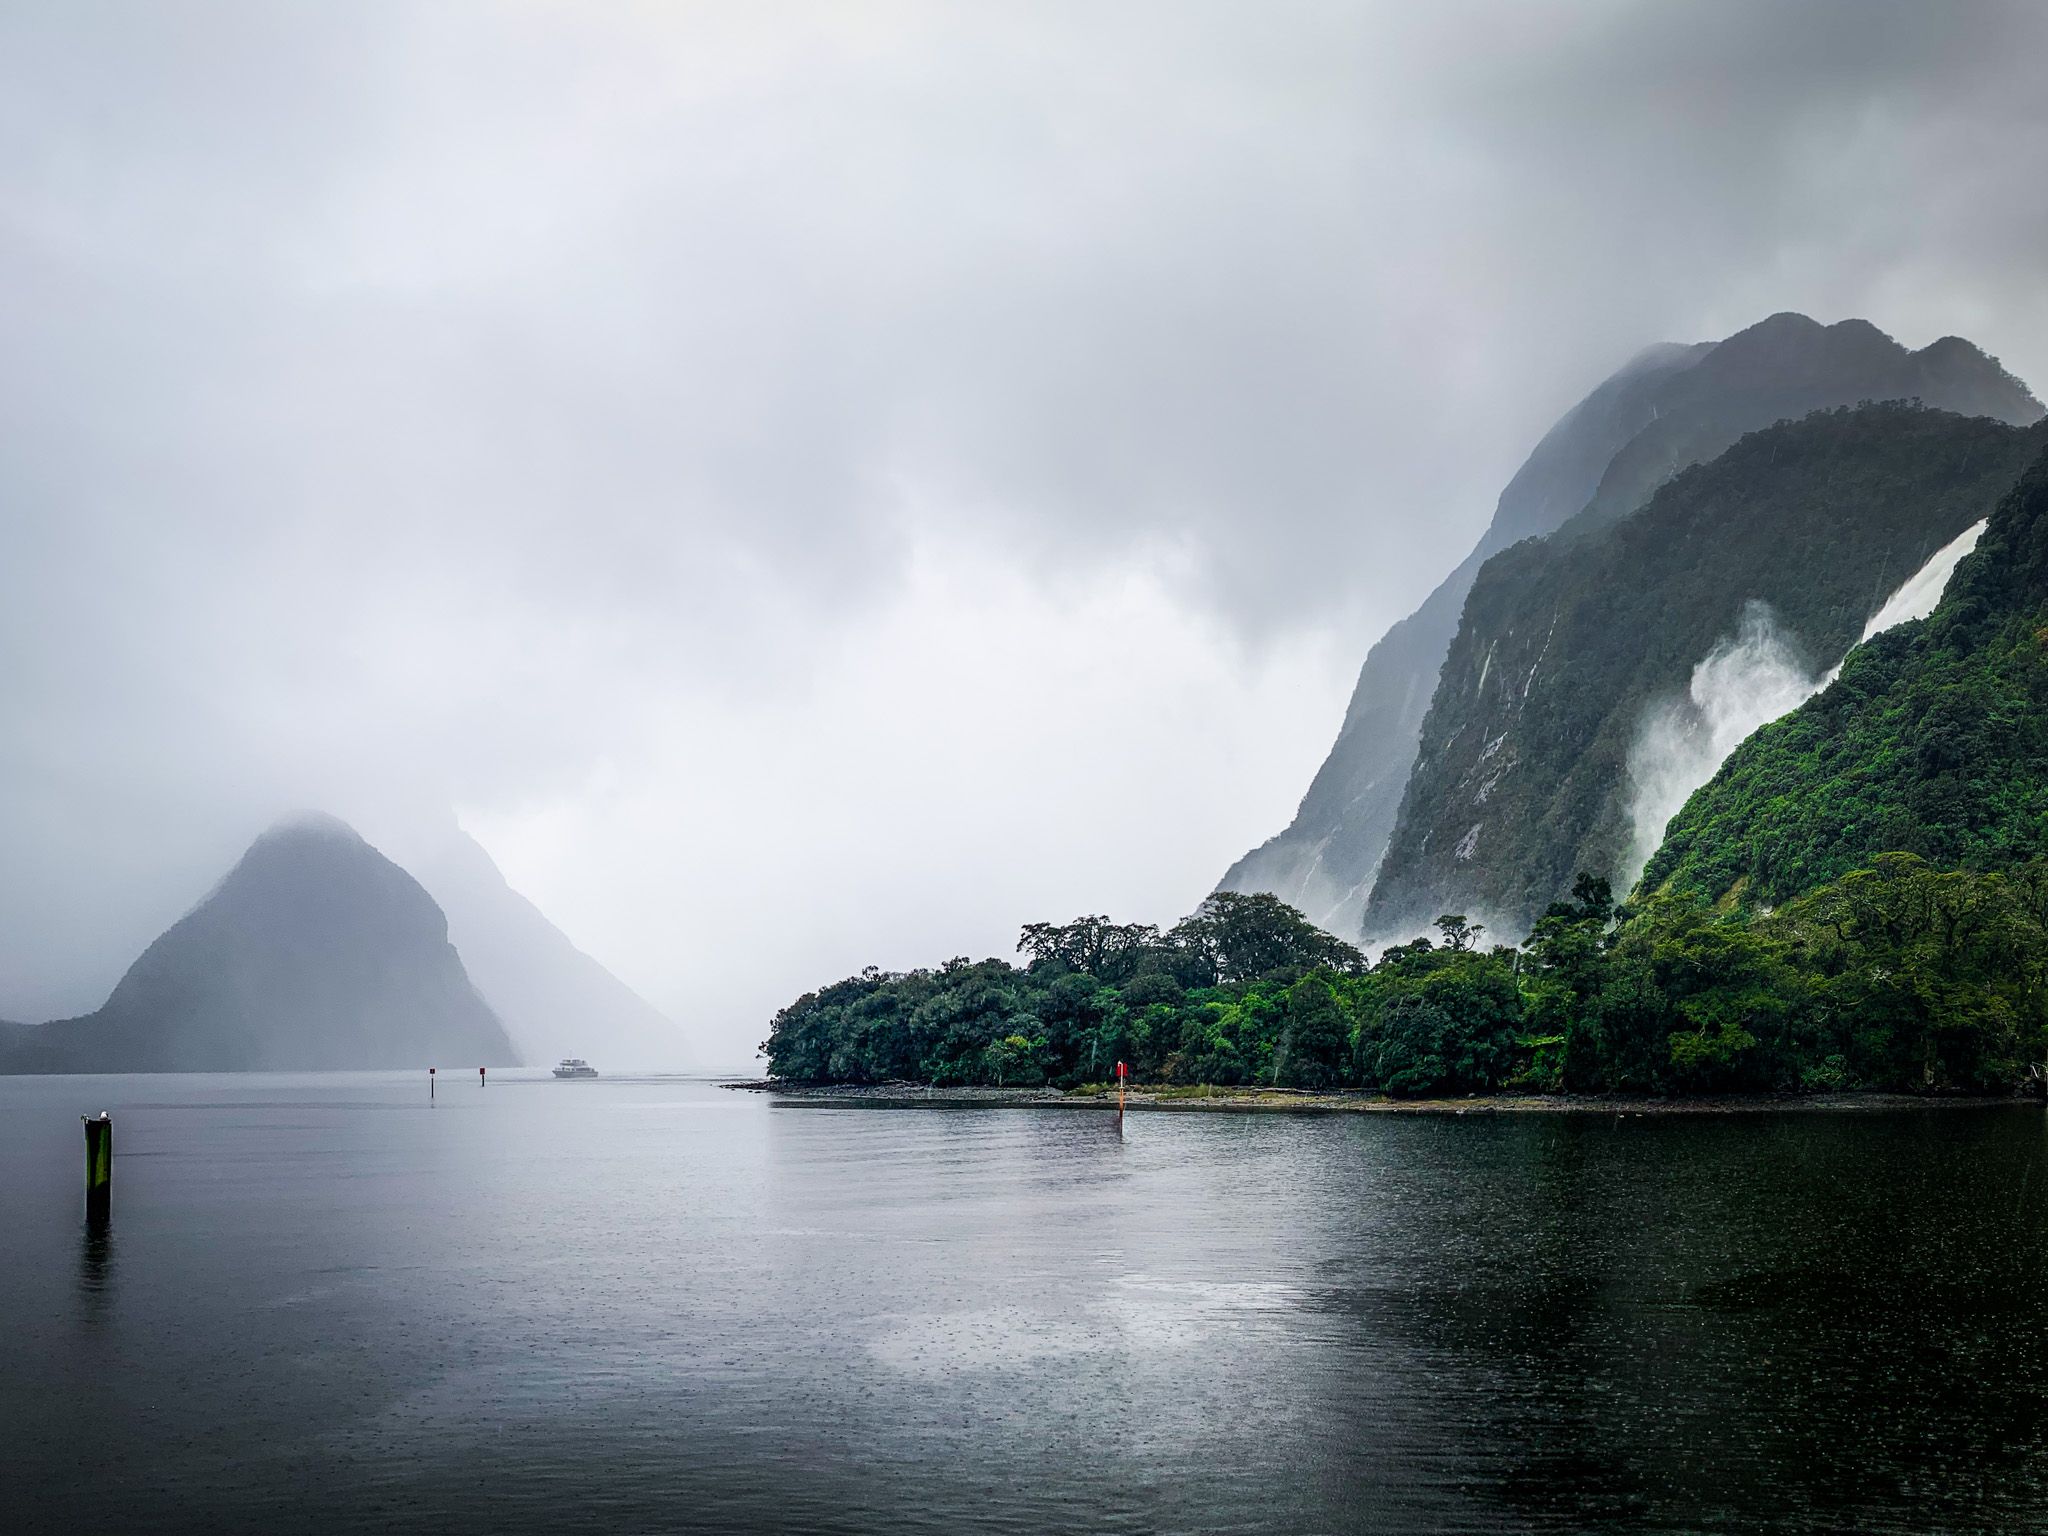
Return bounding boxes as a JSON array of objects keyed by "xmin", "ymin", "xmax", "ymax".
[
  {"xmin": 1362, "ymin": 404, "xmax": 2048, "ymax": 942},
  {"xmin": 1219, "ymin": 313, "xmax": 2043, "ymax": 937}
]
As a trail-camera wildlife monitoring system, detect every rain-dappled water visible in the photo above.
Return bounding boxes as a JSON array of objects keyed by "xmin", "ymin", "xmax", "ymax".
[{"xmin": 5, "ymin": 1073, "xmax": 2048, "ymax": 1533}]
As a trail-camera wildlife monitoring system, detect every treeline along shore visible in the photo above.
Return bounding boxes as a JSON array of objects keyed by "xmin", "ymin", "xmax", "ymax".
[
  {"xmin": 761, "ymin": 872, "xmax": 2048, "ymax": 1102},
  {"xmin": 733, "ymin": 1080, "xmax": 2028, "ymax": 1116}
]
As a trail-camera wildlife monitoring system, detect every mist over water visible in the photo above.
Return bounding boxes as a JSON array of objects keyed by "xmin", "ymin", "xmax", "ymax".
[{"xmin": 1624, "ymin": 602, "xmax": 1825, "ymax": 885}]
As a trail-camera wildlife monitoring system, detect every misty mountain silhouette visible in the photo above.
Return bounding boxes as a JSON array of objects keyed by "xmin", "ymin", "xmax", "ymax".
[
  {"xmin": 403, "ymin": 827, "xmax": 686, "ymax": 1068},
  {"xmin": 1219, "ymin": 312, "xmax": 2044, "ymax": 938},
  {"xmin": 0, "ymin": 813, "xmax": 519, "ymax": 1072}
]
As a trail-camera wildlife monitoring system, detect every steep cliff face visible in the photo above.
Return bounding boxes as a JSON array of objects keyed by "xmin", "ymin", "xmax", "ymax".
[
  {"xmin": 2, "ymin": 814, "xmax": 519, "ymax": 1072},
  {"xmin": 1362, "ymin": 406, "xmax": 2048, "ymax": 942},
  {"xmin": 1219, "ymin": 341, "xmax": 1709, "ymax": 931},
  {"xmin": 1643, "ymin": 441, "xmax": 2048, "ymax": 907},
  {"xmin": 1221, "ymin": 314, "xmax": 2043, "ymax": 936}
]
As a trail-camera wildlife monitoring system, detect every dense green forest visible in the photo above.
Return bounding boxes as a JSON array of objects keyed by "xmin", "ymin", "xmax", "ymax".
[
  {"xmin": 762, "ymin": 864, "xmax": 2048, "ymax": 1096},
  {"xmin": 1647, "ymin": 444, "xmax": 2048, "ymax": 908}
]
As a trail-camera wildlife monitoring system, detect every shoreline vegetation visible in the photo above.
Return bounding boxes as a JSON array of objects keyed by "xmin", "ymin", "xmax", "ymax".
[
  {"xmin": 726, "ymin": 1079, "xmax": 2037, "ymax": 1116},
  {"xmin": 761, "ymin": 870, "xmax": 2048, "ymax": 1103}
]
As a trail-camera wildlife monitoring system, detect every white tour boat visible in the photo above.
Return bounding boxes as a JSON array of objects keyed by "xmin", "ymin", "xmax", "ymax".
[{"xmin": 551, "ymin": 1058, "xmax": 599, "ymax": 1079}]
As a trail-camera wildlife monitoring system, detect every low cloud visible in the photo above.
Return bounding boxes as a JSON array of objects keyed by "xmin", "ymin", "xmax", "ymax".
[{"xmin": 6, "ymin": 4, "xmax": 2048, "ymax": 1059}]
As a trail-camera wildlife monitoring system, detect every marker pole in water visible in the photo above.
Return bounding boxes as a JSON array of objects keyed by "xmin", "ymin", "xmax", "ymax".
[
  {"xmin": 430, "ymin": 1066, "xmax": 436, "ymax": 1102},
  {"xmin": 82, "ymin": 1112, "xmax": 112, "ymax": 1223},
  {"xmin": 479, "ymin": 1065, "xmax": 486, "ymax": 1089},
  {"xmin": 1116, "ymin": 1060, "xmax": 1126, "ymax": 1125}
]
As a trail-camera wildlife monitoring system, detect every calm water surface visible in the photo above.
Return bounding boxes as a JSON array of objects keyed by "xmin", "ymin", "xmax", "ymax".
[{"xmin": 4, "ymin": 1073, "xmax": 2048, "ymax": 1533}]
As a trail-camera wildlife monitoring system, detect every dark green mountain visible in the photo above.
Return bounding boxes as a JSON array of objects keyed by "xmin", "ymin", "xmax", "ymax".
[
  {"xmin": 1643, "ymin": 440, "xmax": 2048, "ymax": 907},
  {"xmin": 1, "ymin": 814, "xmax": 519, "ymax": 1072},
  {"xmin": 1221, "ymin": 313, "xmax": 2041, "ymax": 936},
  {"xmin": 1363, "ymin": 406, "xmax": 2048, "ymax": 942}
]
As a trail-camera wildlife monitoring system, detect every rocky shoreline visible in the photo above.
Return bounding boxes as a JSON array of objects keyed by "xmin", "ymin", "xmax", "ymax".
[{"xmin": 720, "ymin": 1080, "xmax": 2035, "ymax": 1115}]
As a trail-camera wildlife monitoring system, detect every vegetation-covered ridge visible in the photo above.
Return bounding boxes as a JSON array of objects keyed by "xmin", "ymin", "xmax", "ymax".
[
  {"xmin": 1364, "ymin": 404, "xmax": 2048, "ymax": 943},
  {"xmin": 763, "ymin": 869, "xmax": 2048, "ymax": 1098},
  {"xmin": 1646, "ymin": 439, "xmax": 2048, "ymax": 906},
  {"xmin": 1221, "ymin": 311, "xmax": 2042, "ymax": 940}
]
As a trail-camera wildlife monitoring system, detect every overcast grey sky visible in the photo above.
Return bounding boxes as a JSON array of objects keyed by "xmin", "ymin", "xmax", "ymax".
[{"xmin": 5, "ymin": 1, "xmax": 2047, "ymax": 1064}]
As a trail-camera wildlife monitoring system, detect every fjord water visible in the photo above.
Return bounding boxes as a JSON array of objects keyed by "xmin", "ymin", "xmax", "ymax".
[{"xmin": 6, "ymin": 1077, "xmax": 2048, "ymax": 1534}]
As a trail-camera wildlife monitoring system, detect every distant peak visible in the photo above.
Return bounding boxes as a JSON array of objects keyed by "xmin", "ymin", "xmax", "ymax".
[
  {"xmin": 1615, "ymin": 339, "xmax": 1710, "ymax": 377},
  {"xmin": 1909, "ymin": 335, "xmax": 2044, "ymax": 420},
  {"xmin": 1686, "ymin": 312, "xmax": 1950, "ymax": 387},
  {"xmin": 1741, "ymin": 310, "xmax": 1827, "ymax": 338},
  {"xmin": 256, "ymin": 810, "xmax": 366, "ymax": 846},
  {"xmin": 1719, "ymin": 311, "xmax": 1898, "ymax": 353},
  {"xmin": 1914, "ymin": 333, "xmax": 2000, "ymax": 367}
]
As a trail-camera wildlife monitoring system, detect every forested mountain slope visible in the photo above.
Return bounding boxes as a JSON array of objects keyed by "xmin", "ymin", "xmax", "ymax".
[
  {"xmin": 1221, "ymin": 314, "xmax": 2041, "ymax": 937},
  {"xmin": 1362, "ymin": 407, "xmax": 2048, "ymax": 942},
  {"xmin": 1643, "ymin": 440, "xmax": 2048, "ymax": 907}
]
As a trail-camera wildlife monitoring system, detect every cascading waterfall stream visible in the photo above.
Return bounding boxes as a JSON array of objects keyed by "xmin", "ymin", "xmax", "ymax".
[
  {"xmin": 1858, "ymin": 519, "xmax": 1986, "ymax": 641},
  {"xmin": 1623, "ymin": 601, "xmax": 1823, "ymax": 884},
  {"xmin": 1622, "ymin": 518, "xmax": 1990, "ymax": 887}
]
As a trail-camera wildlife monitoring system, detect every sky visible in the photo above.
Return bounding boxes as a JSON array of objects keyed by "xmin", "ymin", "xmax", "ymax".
[{"xmin": 5, "ymin": 1, "xmax": 2048, "ymax": 1066}]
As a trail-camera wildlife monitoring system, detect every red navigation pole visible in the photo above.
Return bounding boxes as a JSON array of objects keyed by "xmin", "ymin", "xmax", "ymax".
[
  {"xmin": 479, "ymin": 1065, "xmax": 486, "ymax": 1088},
  {"xmin": 429, "ymin": 1066, "xmax": 436, "ymax": 1102},
  {"xmin": 1116, "ymin": 1060, "xmax": 1126, "ymax": 1127}
]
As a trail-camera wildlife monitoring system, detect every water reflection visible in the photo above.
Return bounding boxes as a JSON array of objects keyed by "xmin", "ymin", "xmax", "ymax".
[
  {"xmin": 75, "ymin": 1218, "xmax": 114, "ymax": 1324},
  {"xmin": 6, "ymin": 1076, "xmax": 2048, "ymax": 1534}
]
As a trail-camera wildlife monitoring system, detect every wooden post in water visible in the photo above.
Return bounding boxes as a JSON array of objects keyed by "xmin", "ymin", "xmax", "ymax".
[{"xmin": 82, "ymin": 1112, "xmax": 112, "ymax": 1222}]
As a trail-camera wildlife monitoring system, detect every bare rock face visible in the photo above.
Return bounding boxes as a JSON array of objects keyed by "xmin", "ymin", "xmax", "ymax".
[{"xmin": 2, "ymin": 813, "xmax": 519, "ymax": 1072}]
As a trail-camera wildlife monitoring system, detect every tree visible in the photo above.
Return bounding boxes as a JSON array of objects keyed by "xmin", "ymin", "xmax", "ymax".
[
  {"xmin": 1434, "ymin": 914, "xmax": 1483, "ymax": 952},
  {"xmin": 1170, "ymin": 891, "xmax": 1366, "ymax": 985},
  {"xmin": 1017, "ymin": 915, "xmax": 1162, "ymax": 983},
  {"xmin": 1274, "ymin": 974, "xmax": 1351, "ymax": 1089}
]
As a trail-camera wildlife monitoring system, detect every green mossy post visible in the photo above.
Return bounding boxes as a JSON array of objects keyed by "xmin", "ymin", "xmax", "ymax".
[{"xmin": 82, "ymin": 1113, "xmax": 111, "ymax": 1223}]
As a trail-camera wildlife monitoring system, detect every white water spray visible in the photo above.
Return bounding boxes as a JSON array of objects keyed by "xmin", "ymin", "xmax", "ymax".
[
  {"xmin": 1624, "ymin": 523, "xmax": 1991, "ymax": 885},
  {"xmin": 1624, "ymin": 602, "xmax": 1824, "ymax": 884}
]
